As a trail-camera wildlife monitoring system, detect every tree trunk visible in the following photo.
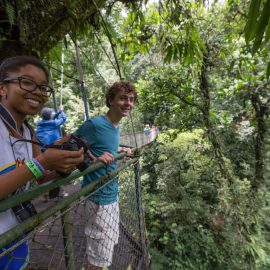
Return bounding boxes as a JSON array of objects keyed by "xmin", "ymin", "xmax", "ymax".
[
  {"xmin": 250, "ymin": 91, "xmax": 267, "ymax": 189},
  {"xmin": 199, "ymin": 46, "xmax": 232, "ymax": 183}
]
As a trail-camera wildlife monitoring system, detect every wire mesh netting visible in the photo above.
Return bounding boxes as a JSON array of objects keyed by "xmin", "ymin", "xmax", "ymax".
[{"xmin": 0, "ymin": 160, "xmax": 148, "ymax": 270}]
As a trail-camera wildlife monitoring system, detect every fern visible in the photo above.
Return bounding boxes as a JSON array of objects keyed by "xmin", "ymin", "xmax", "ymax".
[{"xmin": 6, "ymin": 2, "xmax": 15, "ymax": 25}]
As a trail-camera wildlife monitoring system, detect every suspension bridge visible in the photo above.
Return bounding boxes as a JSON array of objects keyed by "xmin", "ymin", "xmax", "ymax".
[{"xmin": 0, "ymin": 130, "xmax": 158, "ymax": 270}]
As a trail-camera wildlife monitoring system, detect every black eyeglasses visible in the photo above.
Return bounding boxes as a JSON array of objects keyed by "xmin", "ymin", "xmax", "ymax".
[{"xmin": 3, "ymin": 76, "xmax": 54, "ymax": 97}]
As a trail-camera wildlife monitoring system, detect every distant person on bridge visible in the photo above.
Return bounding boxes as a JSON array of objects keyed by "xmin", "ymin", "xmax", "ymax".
[
  {"xmin": 75, "ymin": 81, "xmax": 137, "ymax": 270},
  {"xmin": 36, "ymin": 105, "xmax": 66, "ymax": 147},
  {"xmin": 144, "ymin": 124, "xmax": 151, "ymax": 143},
  {"xmin": 150, "ymin": 125, "xmax": 157, "ymax": 141},
  {"xmin": 36, "ymin": 105, "xmax": 67, "ymax": 200}
]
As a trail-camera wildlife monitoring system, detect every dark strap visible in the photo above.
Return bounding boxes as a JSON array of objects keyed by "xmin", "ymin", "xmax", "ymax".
[
  {"xmin": 24, "ymin": 121, "xmax": 35, "ymax": 139},
  {"xmin": 0, "ymin": 103, "xmax": 35, "ymax": 139},
  {"xmin": 0, "ymin": 103, "xmax": 19, "ymax": 132}
]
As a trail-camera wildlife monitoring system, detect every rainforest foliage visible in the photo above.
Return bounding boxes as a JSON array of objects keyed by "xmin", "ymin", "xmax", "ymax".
[{"xmin": 1, "ymin": 0, "xmax": 270, "ymax": 269}]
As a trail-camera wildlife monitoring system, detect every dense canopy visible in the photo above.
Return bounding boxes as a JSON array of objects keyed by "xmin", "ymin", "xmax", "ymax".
[{"xmin": 1, "ymin": 0, "xmax": 270, "ymax": 269}]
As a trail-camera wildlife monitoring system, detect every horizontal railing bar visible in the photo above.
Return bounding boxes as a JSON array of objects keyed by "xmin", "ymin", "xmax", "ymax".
[
  {"xmin": 121, "ymin": 131, "xmax": 143, "ymax": 136},
  {"xmin": 0, "ymin": 150, "xmax": 138, "ymax": 212},
  {"xmin": 0, "ymin": 157, "xmax": 139, "ymax": 249}
]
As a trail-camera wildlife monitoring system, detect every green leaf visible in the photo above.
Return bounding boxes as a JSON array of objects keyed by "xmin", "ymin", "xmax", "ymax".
[
  {"xmin": 267, "ymin": 62, "xmax": 270, "ymax": 80},
  {"xmin": 6, "ymin": 2, "xmax": 15, "ymax": 25},
  {"xmin": 164, "ymin": 45, "xmax": 174, "ymax": 63},
  {"xmin": 229, "ymin": 59, "xmax": 236, "ymax": 71},
  {"xmin": 177, "ymin": 43, "xmax": 183, "ymax": 59},
  {"xmin": 64, "ymin": 36, "xmax": 68, "ymax": 49},
  {"xmin": 244, "ymin": 0, "xmax": 262, "ymax": 43},
  {"xmin": 265, "ymin": 18, "xmax": 270, "ymax": 42},
  {"xmin": 252, "ymin": 0, "xmax": 270, "ymax": 54},
  {"xmin": 173, "ymin": 45, "xmax": 179, "ymax": 62}
]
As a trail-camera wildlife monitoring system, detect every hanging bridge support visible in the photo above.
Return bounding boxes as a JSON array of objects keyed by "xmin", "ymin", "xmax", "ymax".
[
  {"xmin": 60, "ymin": 50, "xmax": 64, "ymax": 106},
  {"xmin": 49, "ymin": 69, "xmax": 59, "ymax": 113},
  {"xmin": 134, "ymin": 155, "xmax": 149, "ymax": 269},
  {"xmin": 50, "ymin": 70, "xmax": 63, "ymax": 138},
  {"xmin": 75, "ymin": 41, "xmax": 90, "ymax": 120},
  {"xmin": 61, "ymin": 210, "xmax": 75, "ymax": 270}
]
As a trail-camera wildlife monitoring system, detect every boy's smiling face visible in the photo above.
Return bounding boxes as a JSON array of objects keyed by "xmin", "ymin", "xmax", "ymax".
[
  {"xmin": 108, "ymin": 88, "xmax": 135, "ymax": 118},
  {"xmin": 0, "ymin": 64, "xmax": 48, "ymax": 125}
]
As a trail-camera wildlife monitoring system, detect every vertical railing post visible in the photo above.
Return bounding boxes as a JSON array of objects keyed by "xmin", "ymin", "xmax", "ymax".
[
  {"xmin": 60, "ymin": 50, "xmax": 64, "ymax": 107},
  {"xmin": 74, "ymin": 41, "xmax": 90, "ymax": 120},
  {"xmin": 134, "ymin": 156, "xmax": 149, "ymax": 269},
  {"xmin": 61, "ymin": 210, "xmax": 75, "ymax": 270},
  {"xmin": 50, "ymin": 70, "xmax": 62, "ymax": 137}
]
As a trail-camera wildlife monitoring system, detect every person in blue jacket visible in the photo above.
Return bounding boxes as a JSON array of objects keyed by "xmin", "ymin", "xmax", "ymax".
[
  {"xmin": 36, "ymin": 105, "xmax": 66, "ymax": 146},
  {"xmin": 36, "ymin": 105, "xmax": 67, "ymax": 200}
]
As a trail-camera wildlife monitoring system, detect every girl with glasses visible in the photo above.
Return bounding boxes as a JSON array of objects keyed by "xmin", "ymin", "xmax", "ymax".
[{"xmin": 0, "ymin": 55, "xmax": 84, "ymax": 269}]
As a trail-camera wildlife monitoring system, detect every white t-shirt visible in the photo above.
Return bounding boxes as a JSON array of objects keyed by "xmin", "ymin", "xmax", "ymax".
[{"xmin": 0, "ymin": 118, "xmax": 33, "ymax": 234}]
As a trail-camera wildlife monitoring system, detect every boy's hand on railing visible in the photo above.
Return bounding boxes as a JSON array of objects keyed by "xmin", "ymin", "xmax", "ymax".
[
  {"xmin": 97, "ymin": 152, "xmax": 114, "ymax": 165},
  {"xmin": 119, "ymin": 146, "xmax": 132, "ymax": 156},
  {"xmin": 86, "ymin": 150, "xmax": 97, "ymax": 162}
]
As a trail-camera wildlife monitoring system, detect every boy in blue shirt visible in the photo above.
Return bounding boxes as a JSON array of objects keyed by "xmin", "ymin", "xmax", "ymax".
[{"xmin": 75, "ymin": 81, "xmax": 137, "ymax": 270}]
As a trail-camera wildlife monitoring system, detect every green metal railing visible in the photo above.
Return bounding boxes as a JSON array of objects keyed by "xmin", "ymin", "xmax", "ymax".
[{"xmin": 0, "ymin": 149, "xmax": 149, "ymax": 270}]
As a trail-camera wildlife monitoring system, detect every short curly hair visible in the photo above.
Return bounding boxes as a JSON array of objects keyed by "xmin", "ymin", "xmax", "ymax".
[{"xmin": 105, "ymin": 80, "xmax": 137, "ymax": 107}]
